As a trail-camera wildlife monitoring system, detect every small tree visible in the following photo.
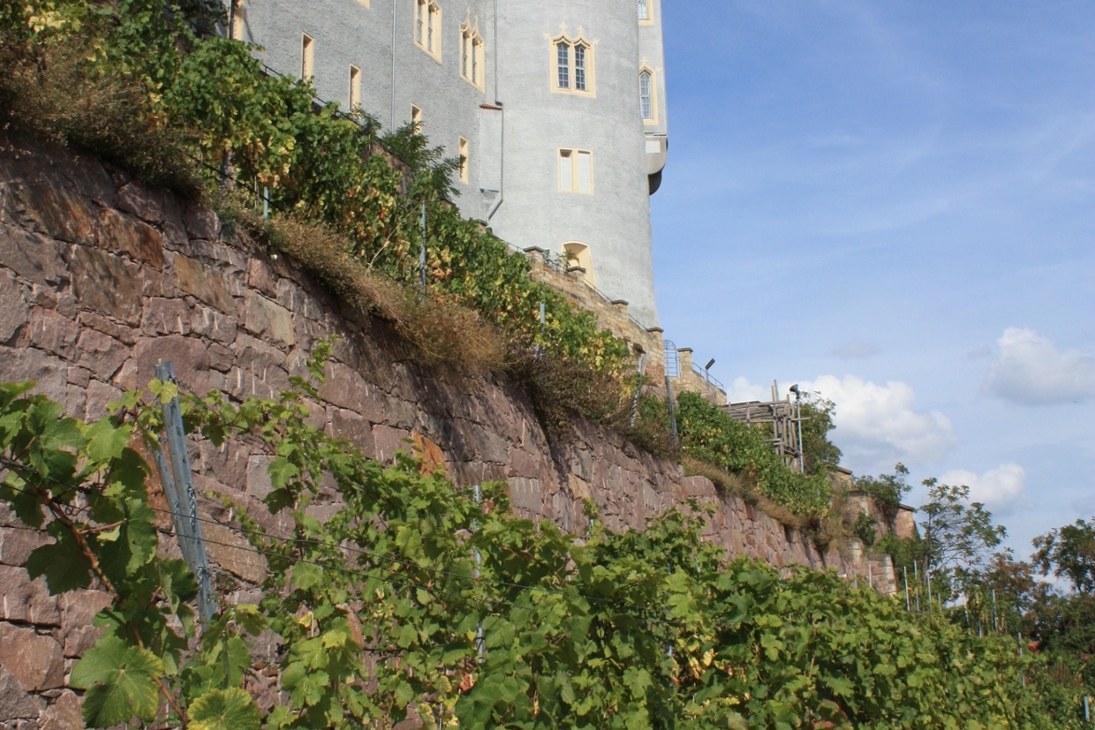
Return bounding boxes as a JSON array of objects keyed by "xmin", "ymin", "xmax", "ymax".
[
  {"xmin": 1033, "ymin": 517, "xmax": 1095, "ymax": 595},
  {"xmin": 853, "ymin": 463, "xmax": 912, "ymax": 530},
  {"xmin": 798, "ymin": 394, "xmax": 841, "ymax": 476},
  {"xmin": 919, "ymin": 479, "xmax": 1006, "ymax": 601}
]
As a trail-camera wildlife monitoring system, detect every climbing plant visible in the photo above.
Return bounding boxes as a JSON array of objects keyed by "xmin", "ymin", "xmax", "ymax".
[{"xmin": 1, "ymin": 367, "xmax": 1089, "ymax": 729}]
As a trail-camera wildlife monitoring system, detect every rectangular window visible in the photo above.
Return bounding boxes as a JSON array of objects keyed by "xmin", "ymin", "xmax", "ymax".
[
  {"xmin": 426, "ymin": 5, "xmax": 434, "ymax": 51},
  {"xmin": 472, "ymin": 38, "xmax": 479, "ymax": 86},
  {"xmin": 576, "ymin": 151, "xmax": 591, "ymax": 192},
  {"xmin": 411, "ymin": 104, "xmax": 422, "ymax": 131},
  {"xmin": 558, "ymin": 150, "xmax": 573, "ymax": 191},
  {"xmin": 349, "ymin": 65, "xmax": 361, "ymax": 110},
  {"xmin": 460, "ymin": 29, "xmax": 485, "ymax": 90},
  {"xmin": 640, "ymin": 71, "xmax": 653, "ymax": 119},
  {"xmin": 558, "ymin": 149, "xmax": 592, "ymax": 193},
  {"xmin": 458, "ymin": 137, "xmax": 469, "ymax": 183},
  {"xmin": 556, "ymin": 42, "xmax": 570, "ymax": 89},
  {"xmin": 415, "ymin": 1, "xmax": 441, "ymax": 60},
  {"xmin": 301, "ymin": 33, "xmax": 314, "ymax": 78},
  {"xmin": 574, "ymin": 44, "xmax": 586, "ymax": 91},
  {"xmin": 638, "ymin": 0, "xmax": 649, "ymax": 21}
]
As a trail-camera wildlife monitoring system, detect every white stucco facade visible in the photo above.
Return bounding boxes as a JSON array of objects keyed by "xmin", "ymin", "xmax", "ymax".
[{"xmin": 228, "ymin": 0, "xmax": 668, "ymax": 328}]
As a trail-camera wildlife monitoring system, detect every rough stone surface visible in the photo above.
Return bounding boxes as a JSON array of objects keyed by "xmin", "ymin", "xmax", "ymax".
[
  {"xmin": 174, "ymin": 254, "xmax": 234, "ymax": 314},
  {"xmin": 70, "ymin": 245, "xmax": 144, "ymax": 325},
  {"xmin": 0, "ymin": 268, "xmax": 27, "ymax": 342},
  {"xmin": 0, "ymin": 624, "xmax": 65, "ymax": 691},
  {"xmin": 0, "ymin": 666, "xmax": 42, "ymax": 721},
  {"xmin": 245, "ymin": 293, "xmax": 295, "ymax": 346},
  {"xmin": 0, "ymin": 133, "xmax": 895, "ymax": 718},
  {"xmin": 96, "ymin": 207, "xmax": 164, "ymax": 268},
  {"xmin": 38, "ymin": 689, "xmax": 82, "ymax": 730},
  {"xmin": 0, "ymin": 566, "xmax": 61, "ymax": 626}
]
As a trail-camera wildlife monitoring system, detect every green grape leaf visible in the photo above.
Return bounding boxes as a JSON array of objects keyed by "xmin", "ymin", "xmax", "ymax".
[
  {"xmin": 84, "ymin": 419, "xmax": 134, "ymax": 463},
  {"xmin": 72, "ymin": 636, "xmax": 165, "ymax": 727},
  {"xmin": 26, "ymin": 535, "xmax": 92, "ymax": 594},
  {"xmin": 267, "ymin": 456, "xmax": 300, "ymax": 489},
  {"xmin": 189, "ymin": 687, "xmax": 261, "ymax": 730}
]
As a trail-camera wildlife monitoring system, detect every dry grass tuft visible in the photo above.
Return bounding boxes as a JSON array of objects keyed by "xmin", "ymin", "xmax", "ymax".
[
  {"xmin": 232, "ymin": 210, "xmax": 507, "ymax": 373},
  {"xmin": 683, "ymin": 457, "xmax": 806, "ymax": 531},
  {"xmin": 0, "ymin": 35, "xmax": 200, "ymax": 194}
]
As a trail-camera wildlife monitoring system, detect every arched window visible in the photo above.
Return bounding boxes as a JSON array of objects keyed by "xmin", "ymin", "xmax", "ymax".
[
  {"xmin": 550, "ymin": 31, "xmax": 595, "ymax": 95},
  {"xmin": 563, "ymin": 242, "xmax": 596, "ymax": 286},
  {"xmin": 460, "ymin": 21, "xmax": 485, "ymax": 90},
  {"xmin": 639, "ymin": 71, "xmax": 653, "ymax": 120},
  {"xmin": 638, "ymin": 66, "xmax": 658, "ymax": 123}
]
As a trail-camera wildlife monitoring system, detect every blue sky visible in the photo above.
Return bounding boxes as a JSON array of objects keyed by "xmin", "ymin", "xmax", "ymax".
[{"xmin": 651, "ymin": 0, "xmax": 1095, "ymax": 555}]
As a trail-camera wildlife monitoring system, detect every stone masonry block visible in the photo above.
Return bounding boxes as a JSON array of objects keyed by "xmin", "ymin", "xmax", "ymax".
[
  {"xmin": 141, "ymin": 297, "xmax": 191, "ymax": 336},
  {"xmin": 329, "ymin": 409, "xmax": 376, "ymax": 460},
  {"xmin": 184, "ymin": 201, "xmax": 220, "ymax": 240},
  {"xmin": 116, "ymin": 182, "xmax": 164, "ymax": 226},
  {"xmin": 39, "ymin": 689, "xmax": 83, "ymax": 730},
  {"xmin": 244, "ymin": 293, "xmax": 295, "ymax": 347},
  {"xmin": 189, "ymin": 305, "xmax": 238, "ymax": 345},
  {"xmin": 74, "ymin": 328, "xmax": 128, "ymax": 379},
  {"xmin": 0, "ymin": 665, "xmax": 42, "ymax": 722},
  {"xmin": 0, "ymin": 268, "xmax": 28, "ymax": 343},
  {"xmin": 174, "ymin": 254, "xmax": 235, "ymax": 314},
  {"xmin": 26, "ymin": 308, "xmax": 78, "ymax": 360},
  {"xmin": 0, "ymin": 623, "xmax": 65, "ymax": 690},
  {"xmin": 317, "ymin": 361, "xmax": 386, "ymax": 422},
  {"xmin": 85, "ymin": 380, "xmax": 122, "ymax": 421},
  {"xmin": 96, "ymin": 208, "xmax": 164, "ymax": 268},
  {"xmin": 0, "ymin": 565, "xmax": 61, "ymax": 626},
  {"xmin": 0, "ymin": 528, "xmax": 51, "ymax": 567},
  {"xmin": 9, "ymin": 174, "xmax": 96, "ymax": 245},
  {"xmin": 0, "ymin": 346, "xmax": 67, "ymax": 404},
  {"xmin": 246, "ymin": 455, "xmax": 273, "ymax": 500},
  {"xmin": 373, "ymin": 425, "xmax": 412, "ymax": 464},
  {"xmin": 0, "ymin": 224, "xmax": 69, "ymax": 288},
  {"xmin": 70, "ymin": 245, "xmax": 144, "ymax": 325}
]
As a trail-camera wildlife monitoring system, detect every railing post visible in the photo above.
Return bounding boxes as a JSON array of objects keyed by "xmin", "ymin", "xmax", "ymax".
[{"xmin": 154, "ymin": 361, "xmax": 216, "ymax": 623}]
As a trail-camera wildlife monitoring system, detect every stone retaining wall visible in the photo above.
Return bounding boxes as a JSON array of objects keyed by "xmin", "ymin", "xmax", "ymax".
[{"xmin": 0, "ymin": 135, "xmax": 888, "ymax": 727}]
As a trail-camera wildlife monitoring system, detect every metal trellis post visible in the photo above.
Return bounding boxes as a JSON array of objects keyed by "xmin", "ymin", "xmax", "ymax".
[
  {"xmin": 419, "ymin": 202, "xmax": 428, "ymax": 293},
  {"xmin": 154, "ymin": 361, "xmax": 216, "ymax": 623},
  {"xmin": 473, "ymin": 484, "xmax": 485, "ymax": 663}
]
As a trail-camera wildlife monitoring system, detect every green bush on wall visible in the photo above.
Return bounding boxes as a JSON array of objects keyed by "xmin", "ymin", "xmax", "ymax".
[{"xmin": 675, "ymin": 392, "xmax": 833, "ymax": 518}]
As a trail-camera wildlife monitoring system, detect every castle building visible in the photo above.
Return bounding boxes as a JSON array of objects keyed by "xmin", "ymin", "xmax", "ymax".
[{"xmin": 227, "ymin": 0, "xmax": 668, "ymax": 329}]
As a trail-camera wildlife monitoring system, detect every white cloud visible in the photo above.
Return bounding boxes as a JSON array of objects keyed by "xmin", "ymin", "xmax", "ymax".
[
  {"xmin": 984, "ymin": 327, "xmax": 1095, "ymax": 405},
  {"xmin": 800, "ymin": 375, "xmax": 958, "ymax": 468},
  {"xmin": 725, "ymin": 376, "xmax": 772, "ymax": 403},
  {"xmin": 939, "ymin": 464, "xmax": 1027, "ymax": 509}
]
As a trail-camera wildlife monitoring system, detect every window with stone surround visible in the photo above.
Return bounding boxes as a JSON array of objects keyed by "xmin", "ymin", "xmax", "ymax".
[
  {"xmin": 550, "ymin": 31, "xmax": 595, "ymax": 96},
  {"xmin": 415, "ymin": 0, "xmax": 442, "ymax": 61},
  {"xmin": 460, "ymin": 22, "xmax": 485, "ymax": 91},
  {"xmin": 558, "ymin": 149, "xmax": 592, "ymax": 193}
]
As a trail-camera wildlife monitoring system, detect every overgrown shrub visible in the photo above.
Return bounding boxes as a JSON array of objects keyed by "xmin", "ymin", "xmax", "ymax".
[{"xmin": 675, "ymin": 392, "xmax": 832, "ymax": 518}]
